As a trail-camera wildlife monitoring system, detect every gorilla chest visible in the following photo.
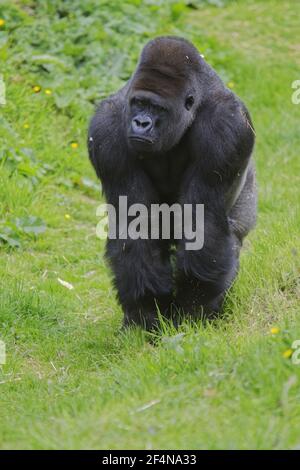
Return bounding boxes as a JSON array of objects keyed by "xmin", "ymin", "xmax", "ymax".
[{"xmin": 140, "ymin": 148, "xmax": 188, "ymax": 202}]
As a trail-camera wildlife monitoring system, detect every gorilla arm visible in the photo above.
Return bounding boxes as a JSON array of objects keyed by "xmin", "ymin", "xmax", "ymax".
[
  {"xmin": 175, "ymin": 94, "xmax": 255, "ymax": 317},
  {"xmin": 88, "ymin": 97, "xmax": 173, "ymax": 329}
]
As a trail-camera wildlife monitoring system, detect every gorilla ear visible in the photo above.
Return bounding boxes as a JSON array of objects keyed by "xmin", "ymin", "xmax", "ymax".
[{"xmin": 185, "ymin": 95, "xmax": 194, "ymax": 111}]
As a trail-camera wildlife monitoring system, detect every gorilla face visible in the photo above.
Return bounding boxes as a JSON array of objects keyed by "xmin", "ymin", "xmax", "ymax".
[{"xmin": 126, "ymin": 89, "xmax": 197, "ymax": 155}]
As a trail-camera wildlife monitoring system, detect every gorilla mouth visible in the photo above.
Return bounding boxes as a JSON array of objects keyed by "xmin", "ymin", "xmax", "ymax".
[{"xmin": 129, "ymin": 135, "xmax": 154, "ymax": 145}]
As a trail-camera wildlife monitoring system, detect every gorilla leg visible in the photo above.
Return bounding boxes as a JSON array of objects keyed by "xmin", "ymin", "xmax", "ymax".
[
  {"xmin": 104, "ymin": 168, "xmax": 174, "ymax": 330},
  {"xmin": 228, "ymin": 161, "xmax": 257, "ymax": 243},
  {"xmin": 175, "ymin": 179, "xmax": 239, "ymax": 319},
  {"xmin": 175, "ymin": 163, "xmax": 256, "ymax": 320},
  {"xmin": 175, "ymin": 245, "xmax": 238, "ymax": 319},
  {"xmin": 107, "ymin": 238, "xmax": 173, "ymax": 330}
]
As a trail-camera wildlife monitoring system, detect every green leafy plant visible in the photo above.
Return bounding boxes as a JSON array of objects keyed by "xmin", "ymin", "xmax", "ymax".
[{"xmin": 0, "ymin": 216, "xmax": 46, "ymax": 248}]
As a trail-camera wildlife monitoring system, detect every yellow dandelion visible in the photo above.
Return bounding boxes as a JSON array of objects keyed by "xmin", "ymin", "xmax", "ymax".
[
  {"xmin": 0, "ymin": 19, "xmax": 5, "ymax": 27},
  {"xmin": 70, "ymin": 142, "xmax": 79, "ymax": 149},
  {"xmin": 282, "ymin": 349, "xmax": 293, "ymax": 359},
  {"xmin": 270, "ymin": 327, "xmax": 280, "ymax": 335},
  {"xmin": 45, "ymin": 89, "xmax": 52, "ymax": 95},
  {"xmin": 32, "ymin": 85, "xmax": 41, "ymax": 93},
  {"xmin": 23, "ymin": 123, "xmax": 30, "ymax": 129},
  {"xmin": 227, "ymin": 82, "xmax": 235, "ymax": 89},
  {"xmin": 64, "ymin": 214, "xmax": 71, "ymax": 220}
]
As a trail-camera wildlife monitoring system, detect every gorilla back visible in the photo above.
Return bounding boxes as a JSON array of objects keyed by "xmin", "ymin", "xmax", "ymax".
[{"xmin": 88, "ymin": 36, "xmax": 256, "ymax": 329}]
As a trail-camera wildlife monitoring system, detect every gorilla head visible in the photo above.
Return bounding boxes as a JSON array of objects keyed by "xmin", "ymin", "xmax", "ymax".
[{"xmin": 126, "ymin": 37, "xmax": 204, "ymax": 155}]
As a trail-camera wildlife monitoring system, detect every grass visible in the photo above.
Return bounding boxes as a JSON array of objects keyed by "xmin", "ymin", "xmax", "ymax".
[{"xmin": 0, "ymin": 0, "xmax": 300, "ymax": 449}]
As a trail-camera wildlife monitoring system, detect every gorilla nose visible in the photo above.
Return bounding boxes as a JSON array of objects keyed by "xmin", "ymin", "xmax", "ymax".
[{"xmin": 132, "ymin": 115, "xmax": 153, "ymax": 134}]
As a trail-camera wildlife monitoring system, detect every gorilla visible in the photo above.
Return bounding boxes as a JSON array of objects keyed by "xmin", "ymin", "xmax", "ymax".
[{"xmin": 88, "ymin": 36, "xmax": 257, "ymax": 329}]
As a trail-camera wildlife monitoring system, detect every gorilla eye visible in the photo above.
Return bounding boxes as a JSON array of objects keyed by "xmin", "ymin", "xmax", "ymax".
[
  {"xmin": 131, "ymin": 97, "xmax": 144, "ymax": 108},
  {"xmin": 185, "ymin": 95, "xmax": 194, "ymax": 110},
  {"xmin": 135, "ymin": 99, "xmax": 144, "ymax": 107}
]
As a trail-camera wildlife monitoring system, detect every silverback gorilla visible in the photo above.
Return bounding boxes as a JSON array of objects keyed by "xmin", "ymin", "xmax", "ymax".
[{"xmin": 88, "ymin": 36, "xmax": 257, "ymax": 329}]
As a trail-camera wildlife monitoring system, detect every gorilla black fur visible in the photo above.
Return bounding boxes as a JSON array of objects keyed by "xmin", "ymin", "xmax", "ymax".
[{"xmin": 88, "ymin": 36, "xmax": 257, "ymax": 329}]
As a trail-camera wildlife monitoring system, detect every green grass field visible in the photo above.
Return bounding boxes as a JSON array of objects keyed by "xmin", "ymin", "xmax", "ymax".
[{"xmin": 0, "ymin": 0, "xmax": 299, "ymax": 449}]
